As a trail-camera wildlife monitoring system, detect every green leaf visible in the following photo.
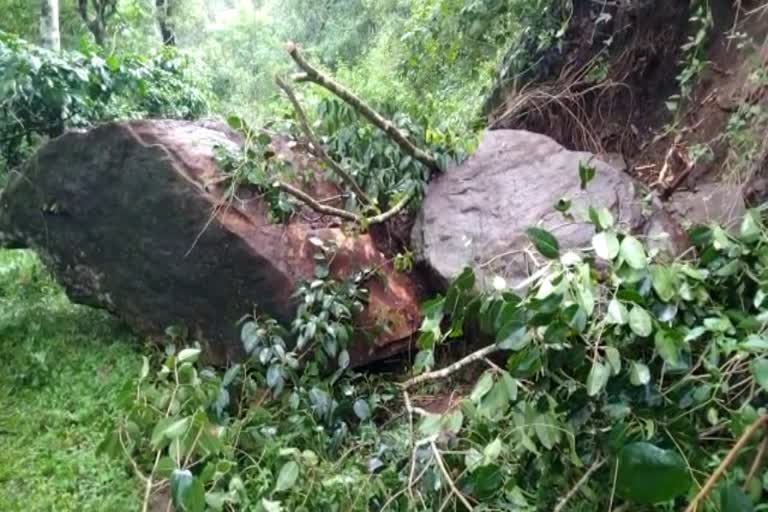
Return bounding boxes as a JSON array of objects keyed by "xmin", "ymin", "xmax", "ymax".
[
  {"xmin": 226, "ymin": 115, "xmax": 250, "ymax": 134},
  {"xmin": 353, "ymin": 399, "xmax": 371, "ymax": 420},
  {"xmin": 525, "ymin": 227, "xmax": 560, "ymax": 259},
  {"xmin": 629, "ymin": 306, "xmax": 653, "ymax": 337},
  {"xmin": 605, "ymin": 347, "xmax": 622, "ymax": 375},
  {"xmin": 496, "ymin": 322, "xmax": 529, "ymax": 350},
  {"xmin": 483, "ymin": 438, "xmax": 503, "ymax": 461},
  {"xmin": 478, "ymin": 381, "xmax": 510, "ymax": 420},
  {"xmin": 616, "ymin": 442, "xmax": 691, "ymax": 504},
  {"xmin": 751, "ymin": 359, "xmax": 768, "ymax": 392},
  {"xmin": 177, "ymin": 348, "xmax": 201, "ymax": 364},
  {"xmin": 261, "ymin": 498, "xmax": 283, "ymax": 512},
  {"xmin": 606, "ymin": 299, "xmax": 629, "ymax": 325},
  {"xmin": 651, "ymin": 265, "xmax": 677, "ymax": 302},
  {"xmin": 554, "ymin": 198, "xmax": 571, "ymax": 212},
  {"xmin": 164, "ymin": 417, "xmax": 191, "ymax": 440},
  {"xmin": 139, "ymin": 356, "xmax": 150, "ymax": 381},
  {"xmin": 337, "ymin": 350, "xmax": 350, "ymax": 370},
  {"xmin": 655, "ymin": 330, "xmax": 683, "ymax": 367},
  {"xmin": 500, "ymin": 371, "xmax": 518, "ymax": 402},
  {"xmin": 442, "ymin": 409, "xmax": 464, "ymax": 434},
  {"xmin": 593, "ymin": 231, "xmax": 620, "ymax": 260},
  {"xmin": 629, "ymin": 361, "xmax": 651, "ymax": 386},
  {"xmin": 586, "ymin": 361, "xmax": 610, "ymax": 396},
  {"xmin": 452, "ymin": 267, "xmax": 475, "ymax": 290},
  {"xmin": 533, "ymin": 413, "xmax": 559, "ymax": 449},
  {"xmin": 170, "ymin": 469, "xmax": 205, "ymax": 512},
  {"xmin": 579, "ymin": 162, "xmax": 596, "ymax": 190},
  {"xmin": 418, "ymin": 413, "xmax": 443, "ymax": 436},
  {"xmin": 620, "ymin": 236, "xmax": 647, "ymax": 269},
  {"xmin": 470, "ymin": 372, "xmax": 494, "ymax": 403},
  {"xmin": 275, "ymin": 461, "xmax": 299, "ymax": 492},
  {"xmin": 589, "ymin": 207, "xmax": 614, "ymax": 230},
  {"xmin": 721, "ymin": 483, "xmax": 754, "ymax": 512},
  {"xmin": 741, "ymin": 335, "xmax": 768, "ymax": 352},
  {"xmin": 739, "ymin": 209, "xmax": 762, "ymax": 243}
]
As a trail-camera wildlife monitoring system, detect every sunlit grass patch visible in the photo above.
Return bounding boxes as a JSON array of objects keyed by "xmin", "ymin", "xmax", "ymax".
[{"xmin": 0, "ymin": 249, "xmax": 141, "ymax": 511}]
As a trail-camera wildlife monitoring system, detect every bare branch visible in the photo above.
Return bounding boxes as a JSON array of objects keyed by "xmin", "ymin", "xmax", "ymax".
[
  {"xmin": 286, "ymin": 42, "xmax": 441, "ymax": 174},
  {"xmin": 430, "ymin": 440, "xmax": 475, "ymax": 511},
  {"xmin": 366, "ymin": 189, "xmax": 415, "ymax": 224},
  {"xmin": 275, "ymin": 181, "xmax": 362, "ymax": 222},
  {"xmin": 401, "ymin": 344, "xmax": 499, "ymax": 390},
  {"xmin": 274, "ymin": 75, "xmax": 371, "ymax": 205},
  {"xmin": 684, "ymin": 416, "xmax": 768, "ymax": 512},
  {"xmin": 553, "ymin": 457, "xmax": 606, "ymax": 512}
]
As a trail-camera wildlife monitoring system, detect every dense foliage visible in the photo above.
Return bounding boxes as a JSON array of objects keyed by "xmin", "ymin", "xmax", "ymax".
[
  {"xmin": 2, "ymin": 1, "xmax": 768, "ymax": 511},
  {"xmin": 97, "ymin": 188, "xmax": 768, "ymax": 510},
  {"xmin": 0, "ymin": 30, "xmax": 206, "ymax": 176}
]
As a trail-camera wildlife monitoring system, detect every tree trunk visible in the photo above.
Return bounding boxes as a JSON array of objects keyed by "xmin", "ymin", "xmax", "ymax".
[
  {"xmin": 40, "ymin": 0, "xmax": 61, "ymax": 52},
  {"xmin": 77, "ymin": 0, "xmax": 115, "ymax": 47},
  {"xmin": 709, "ymin": 0, "xmax": 735, "ymax": 33},
  {"xmin": 156, "ymin": 0, "xmax": 176, "ymax": 46},
  {"xmin": 90, "ymin": 19, "xmax": 105, "ymax": 46}
]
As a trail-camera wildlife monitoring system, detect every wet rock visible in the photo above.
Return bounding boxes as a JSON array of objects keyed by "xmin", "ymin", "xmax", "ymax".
[
  {"xmin": 412, "ymin": 129, "xmax": 678, "ymax": 290},
  {"xmin": 0, "ymin": 120, "xmax": 421, "ymax": 366}
]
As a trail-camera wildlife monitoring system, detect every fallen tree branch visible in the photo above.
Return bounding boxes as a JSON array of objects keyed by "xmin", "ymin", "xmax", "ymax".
[
  {"xmin": 684, "ymin": 415, "xmax": 768, "ymax": 512},
  {"xmin": 553, "ymin": 456, "xmax": 605, "ymax": 512},
  {"xmin": 286, "ymin": 42, "xmax": 440, "ymax": 174},
  {"xmin": 275, "ymin": 181, "xmax": 362, "ymax": 222},
  {"xmin": 366, "ymin": 189, "xmax": 415, "ymax": 224},
  {"xmin": 277, "ymin": 180, "xmax": 415, "ymax": 226},
  {"xmin": 430, "ymin": 439, "xmax": 475, "ymax": 511},
  {"xmin": 274, "ymin": 75, "xmax": 372, "ymax": 206},
  {"xmin": 744, "ymin": 434, "xmax": 768, "ymax": 491},
  {"xmin": 401, "ymin": 344, "xmax": 499, "ymax": 390}
]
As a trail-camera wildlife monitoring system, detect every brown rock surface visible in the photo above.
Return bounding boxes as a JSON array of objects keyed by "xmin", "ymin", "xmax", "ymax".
[{"xmin": 0, "ymin": 120, "xmax": 421, "ymax": 365}]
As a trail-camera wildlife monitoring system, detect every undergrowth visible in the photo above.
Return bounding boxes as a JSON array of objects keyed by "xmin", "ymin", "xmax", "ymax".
[
  {"xmin": 99, "ymin": 178, "xmax": 768, "ymax": 511},
  {"xmin": 0, "ymin": 249, "xmax": 141, "ymax": 511}
]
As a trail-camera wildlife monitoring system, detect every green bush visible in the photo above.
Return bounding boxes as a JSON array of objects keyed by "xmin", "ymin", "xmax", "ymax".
[{"xmin": 0, "ymin": 31, "xmax": 207, "ymax": 176}]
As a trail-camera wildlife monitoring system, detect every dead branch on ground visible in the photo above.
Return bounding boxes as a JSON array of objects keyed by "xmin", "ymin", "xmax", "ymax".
[
  {"xmin": 684, "ymin": 415, "xmax": 768, "ymax": 512},
  {"xmin": 400, "ymin": 344, "xmax": 500, "ymax": 390}
]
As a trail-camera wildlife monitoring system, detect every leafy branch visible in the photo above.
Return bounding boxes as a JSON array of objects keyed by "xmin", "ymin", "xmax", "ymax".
[{"xmin": 285, "ymin": 42, "xmax": 441, "ymax": 174}]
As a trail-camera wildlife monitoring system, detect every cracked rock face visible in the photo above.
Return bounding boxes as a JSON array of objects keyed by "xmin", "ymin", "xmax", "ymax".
[
  {"xmin": 412, "ymin": 129, "xmax": 675, "ymax": 291},
  {"xmin": 0, "ymin": 120, "xmax": 421, "ymax": 366}
]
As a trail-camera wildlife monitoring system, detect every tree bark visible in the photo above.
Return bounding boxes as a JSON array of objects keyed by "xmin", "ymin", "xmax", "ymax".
[
  {"xmin": 156, "ymin": 0, "xmax": 176, "ymax": 46},
  {"xmin": 40, "ymin": 0, "xmax": 61, "ymax": 52},
  {"xmin": 77, "ymin": 0, "xmax": 116, "ymax": 46}
]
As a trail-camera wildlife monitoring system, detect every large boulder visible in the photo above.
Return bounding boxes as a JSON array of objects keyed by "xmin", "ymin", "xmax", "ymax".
[
  {"xmin": 0, "ymin": 120, "xmax": 421, "ymax": 365},
  {"xmin": 412, "ymin": 129, "xmax": 683, "ymax": 290}
]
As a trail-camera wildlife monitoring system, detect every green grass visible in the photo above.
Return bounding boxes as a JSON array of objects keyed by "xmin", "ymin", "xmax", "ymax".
[{"xmin": 0, "ymin": 249, "xmax": 142, "ymax": 511}]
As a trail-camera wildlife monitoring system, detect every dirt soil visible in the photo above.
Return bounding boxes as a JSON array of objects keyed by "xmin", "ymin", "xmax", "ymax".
[
  {"xmin": 489, "ymin": 2, "xmax": 768, "ymax": 204},
  {"xmin": 629, "ymin": 6, "xmax": 768, "ymax": 198}
]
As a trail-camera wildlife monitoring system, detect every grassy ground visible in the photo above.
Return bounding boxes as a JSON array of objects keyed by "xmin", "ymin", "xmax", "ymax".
[{"xmin": 0, "ymin": 249, "xmax": 141, "ymax": 511}]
